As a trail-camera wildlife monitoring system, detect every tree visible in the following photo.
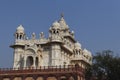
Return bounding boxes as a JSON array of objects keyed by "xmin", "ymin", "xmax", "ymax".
[{"xmin": 85, "ymin": 50, "xmax": 120, "ymax": 80}]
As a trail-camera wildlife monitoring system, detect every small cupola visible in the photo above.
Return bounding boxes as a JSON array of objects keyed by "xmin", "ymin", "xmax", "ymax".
[
  {"xmin": 52, "ymin": 21, "xmax": 60, "ymax": 30},
  {"xmin": 83, "ymin": 49, "xmax": 92, "ymax": 59},
  {"xmin": 16, "ymin": 25, "xmax": 24, "ymax": 34},
  {"xmin": 75, "ymin": 42, "xmax": 82, "ymax": 50},
  {"xmin": 49, "ymin": 21, "xmax": 61, "ymax": 34},
  {"xmin": 15, "ymin": 25, "xmax": 25, "ymax": 40}
]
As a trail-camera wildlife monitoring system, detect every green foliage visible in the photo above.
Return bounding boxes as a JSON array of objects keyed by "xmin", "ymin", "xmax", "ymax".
[{"xmin": 85, "ymin": 50, "xmax": 120, "ymax": 80}]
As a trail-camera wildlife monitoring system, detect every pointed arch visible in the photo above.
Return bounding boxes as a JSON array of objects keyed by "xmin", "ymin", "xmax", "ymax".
[{"xmin": 25, "ymin": 48, "xmax": 36, "ymax": 55}]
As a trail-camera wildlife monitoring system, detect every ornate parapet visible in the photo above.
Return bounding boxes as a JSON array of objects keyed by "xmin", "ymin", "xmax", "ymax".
[{"xmin": 0, "ymin": 65, "xmax": 85, "ymax": 80}]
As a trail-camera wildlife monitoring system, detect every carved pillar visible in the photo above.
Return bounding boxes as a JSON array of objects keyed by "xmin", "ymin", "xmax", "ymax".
[
  {"xmin": 24, "ymin": 56, "xmax": 27, "ymax": 68},
  {"xmin": 33, "ymin": 57, "xmax": 36, "ymax": 68}
]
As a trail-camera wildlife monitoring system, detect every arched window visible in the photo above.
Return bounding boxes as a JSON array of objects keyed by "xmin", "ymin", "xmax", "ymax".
[
  {"xmin": 20, "ymin": 34, "xmax": 22, "ymax": 39},
  {"xmin": 53, "ymin": 30, "xmax": 56, "ymax": 34},
  {"xmin": 26, "ymin": 56, "xmax": 33, "ymax": 67},
  {"xmin": 36, "ymin": 57, "xmax": 38, "ymax": 67},
  {"xmin": 56, "ymin": 30, "xmax": 59, "ymax": 34}
]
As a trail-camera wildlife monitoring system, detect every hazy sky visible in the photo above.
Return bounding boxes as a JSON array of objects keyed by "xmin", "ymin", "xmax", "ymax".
[{"xmin": 0, "ymin": 0, "xmax": 120, "ymax": 68}]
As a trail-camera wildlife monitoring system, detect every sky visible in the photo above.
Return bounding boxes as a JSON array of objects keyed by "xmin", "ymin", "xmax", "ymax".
[{"xmin": 0, "ymin": 0, "xmax": 120, "ymax": 68}]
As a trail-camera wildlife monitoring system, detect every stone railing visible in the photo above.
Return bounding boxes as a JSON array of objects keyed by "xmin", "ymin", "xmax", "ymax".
[
  {"xmin": 71, "ymin": 55, "xmax": 92, "ymax": 65},
  {"xmin": 15, "ymin": 39, "xmax": 25, "ymax": 45},
  {"xmin": 0, "ymin": 65, "xmax": 84, "ymax": 74}
]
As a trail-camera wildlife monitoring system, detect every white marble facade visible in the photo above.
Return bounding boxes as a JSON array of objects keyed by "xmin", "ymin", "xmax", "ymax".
[{"xmin": 11, "ymin": 15, "xmax": 92, "ymax": 69}]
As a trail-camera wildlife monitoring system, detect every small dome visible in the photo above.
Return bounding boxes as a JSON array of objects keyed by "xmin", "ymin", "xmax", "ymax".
[
  {"xmin": 83, "ymin": 49, "xmax": 92, "ymax": 57},
  {"xmin": 52, "ymin": 21, "xmax": 60, "ymax": 29},
  {"xmin": 75, "ymin": 42, "xmax": 82, "ymax": 49},
  {"xmin": 16, "ymin": 25, "xmax": 24, "ymax": 33}
]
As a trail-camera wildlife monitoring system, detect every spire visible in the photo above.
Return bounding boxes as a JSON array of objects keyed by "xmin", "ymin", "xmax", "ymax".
[
  {"xmin": 58, "ymin": 13, "xmax": 69, "ymax": 30},
  {"xmin": 59, "ymin": 13, "xmax": 65, "ymax": 22}
]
